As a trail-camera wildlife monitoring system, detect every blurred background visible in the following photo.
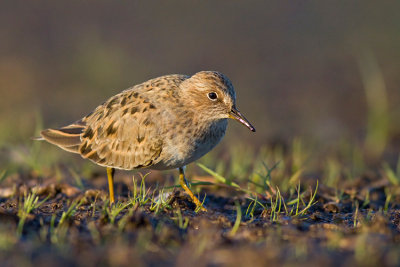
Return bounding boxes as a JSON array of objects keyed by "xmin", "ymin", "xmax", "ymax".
[{"xmin": 1, "ymin": 1, "xmax": 400, "ymax": 151}]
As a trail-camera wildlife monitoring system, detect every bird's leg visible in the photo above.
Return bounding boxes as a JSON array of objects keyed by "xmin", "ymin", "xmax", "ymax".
[
  {"xmin": 107, "ymin": 167, "xmax": 115, "ymax": 205},
  {"xmin": 178, "ymin": 167, "xmax": 207, "ymax": 211}
]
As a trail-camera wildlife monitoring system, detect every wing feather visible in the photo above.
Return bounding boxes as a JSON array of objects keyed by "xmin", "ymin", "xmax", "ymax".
[{"xmin": 79, "ymin": 90, "xmax": 163, "ymax": 170}]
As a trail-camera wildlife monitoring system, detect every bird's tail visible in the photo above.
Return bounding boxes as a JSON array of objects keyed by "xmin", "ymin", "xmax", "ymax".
[{"xmin": 38, "ymin": 122, "xmax": 85, "ymax": 154}]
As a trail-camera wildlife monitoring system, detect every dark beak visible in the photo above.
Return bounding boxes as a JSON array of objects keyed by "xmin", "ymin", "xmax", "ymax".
[{"xmin": 229, "ymin": 107, "xmax": 256, "ymax": 132}]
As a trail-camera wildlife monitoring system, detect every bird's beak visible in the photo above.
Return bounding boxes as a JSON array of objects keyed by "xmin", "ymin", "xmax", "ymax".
[{"xmin": 229, "ymin": 107, "xmax": 256, "ymax": 132}]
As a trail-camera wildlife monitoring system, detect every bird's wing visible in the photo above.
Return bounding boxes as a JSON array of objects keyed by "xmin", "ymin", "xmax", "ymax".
[
  {"xmin": 79, "ymin": 90, "xmax": 163, "ymax": 170},
  {"xmin": 40, "ymin": 74, "xmax": 188, "ymax": 169}
]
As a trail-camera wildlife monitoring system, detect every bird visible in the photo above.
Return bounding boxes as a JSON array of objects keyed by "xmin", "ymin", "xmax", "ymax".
[{"xmin": 38, "ymin": 71, "xmax": 255, "ymax": 211}]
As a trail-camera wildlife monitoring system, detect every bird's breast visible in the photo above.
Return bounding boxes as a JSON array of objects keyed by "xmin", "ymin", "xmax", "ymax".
[{"xmin": 151, "ymin": 119, "xmax": 228, "ymax": 170}]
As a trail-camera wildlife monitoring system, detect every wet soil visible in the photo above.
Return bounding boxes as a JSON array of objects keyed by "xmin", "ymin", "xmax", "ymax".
[{"xmin": 1, "ymin": 171, "xmax": 400, "ymax": 267}]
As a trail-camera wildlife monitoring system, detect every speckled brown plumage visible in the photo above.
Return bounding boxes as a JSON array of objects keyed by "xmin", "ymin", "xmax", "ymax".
[{"xmin": 39, "ymin": 71, "xmax": 255, "ymax": 209}]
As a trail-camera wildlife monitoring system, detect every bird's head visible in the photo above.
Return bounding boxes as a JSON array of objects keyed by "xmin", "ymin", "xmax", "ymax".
[{"xmin": 180, "ymin": 71, "xmax": 255, "ymax": 132}]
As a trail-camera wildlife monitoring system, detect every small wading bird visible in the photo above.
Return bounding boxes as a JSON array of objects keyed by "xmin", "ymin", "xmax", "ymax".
[{"xmin": 38, "ymin": 71, "xmax": 255, "ymax": 211}]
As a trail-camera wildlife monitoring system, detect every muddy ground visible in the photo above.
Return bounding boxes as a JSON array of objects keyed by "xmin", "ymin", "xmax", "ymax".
[{"xmin": 1, "ymin": 167, "xmax": 400, "ymax": 267}]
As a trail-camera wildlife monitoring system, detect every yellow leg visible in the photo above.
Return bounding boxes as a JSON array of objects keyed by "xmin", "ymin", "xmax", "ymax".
[
  {"xmin": 179, "ymin": 167, "xmax": 207, "ymax": 211},
  {"xmin": 107, "ymin": 167, "xmax": 115, "ymax": 204}
]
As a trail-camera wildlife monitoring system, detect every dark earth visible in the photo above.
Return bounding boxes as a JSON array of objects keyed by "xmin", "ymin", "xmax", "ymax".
[{"xmin": 1, "ymin": 164, "xmax": 400, "ymax": 267}]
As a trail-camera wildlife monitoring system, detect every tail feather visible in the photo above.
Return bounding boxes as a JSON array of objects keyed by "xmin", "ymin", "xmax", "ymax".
[
  {"xmin": 60, "ymin": 144, "xmax": 81, "ymax": 153},
  {"xmin": 40, "ymin": 123, "xmax": 85, "ymax": 154}
]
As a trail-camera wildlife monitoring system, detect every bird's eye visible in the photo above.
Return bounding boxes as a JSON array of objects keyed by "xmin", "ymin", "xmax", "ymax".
[{"xmin": 207, "ymin": 92, "xmax": 218, "ymax": 100}]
